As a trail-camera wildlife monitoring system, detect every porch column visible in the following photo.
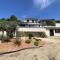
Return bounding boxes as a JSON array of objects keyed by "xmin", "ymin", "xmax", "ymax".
[{"xmin": 54, "ymin": 29, "xmax": 55, "ymax": 36}]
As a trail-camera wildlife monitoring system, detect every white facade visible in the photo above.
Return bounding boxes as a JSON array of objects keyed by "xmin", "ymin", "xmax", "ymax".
[
  {"xmin": 56, "ymin": 23, "xmax": 60, "ymax": 27},
  {"xmin": 0, "ymin": 31, "xmax": 7, "ymax": 40},
  {"xmin": 3, "ymin": 31, "xmax": 7, "ymax": 37},
  {"xmin": 17, "ymin": 27, "xmax": 50, "ymax": 37},
  {"xmin": 53, "ymin": 23, "xmax": 60, "ymax": 36},
  {"xmin": 17, "ymin": 20, "xmax": 60, "ymax": 37},
  {"xmin": 0, "ymin": 31, "xmax": 7, "ymax": 37}
]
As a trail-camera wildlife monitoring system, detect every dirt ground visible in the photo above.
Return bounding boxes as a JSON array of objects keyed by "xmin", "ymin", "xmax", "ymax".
[{"xmin": 0, "ymin": 38, "xmax": 45, "ymax": 53}]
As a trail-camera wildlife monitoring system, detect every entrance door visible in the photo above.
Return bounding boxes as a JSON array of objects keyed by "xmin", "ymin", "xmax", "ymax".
[{"xmin": 50, "ymin": 29, "xmax": 54, "ymax": 36}]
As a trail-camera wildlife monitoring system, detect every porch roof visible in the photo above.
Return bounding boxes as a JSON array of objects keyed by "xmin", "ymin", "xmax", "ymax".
[{"xmin": 44, "ymin": 26, "xmax": 60, "ymax": 29}]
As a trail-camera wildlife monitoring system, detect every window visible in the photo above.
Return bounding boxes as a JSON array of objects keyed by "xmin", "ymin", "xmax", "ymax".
[{"xmin": 55, "ymin": 29, "xmax": 60, "ymax": 33}]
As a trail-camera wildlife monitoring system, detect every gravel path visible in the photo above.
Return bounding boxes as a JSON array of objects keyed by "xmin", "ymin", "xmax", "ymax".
[
  {"xmin": 0, "ymin": 42, "xmax": 60, "ymax": 60},
  {"xmin": 40, "ymin": 38, "xmax": 60, "ymax": 43}
]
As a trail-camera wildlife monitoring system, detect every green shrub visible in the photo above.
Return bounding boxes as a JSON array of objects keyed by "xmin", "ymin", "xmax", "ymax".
[
  {"xmin": 34, "ymin": 38, "xmax": 39, "ymax": 41},
  {"xmin": 29, "ymin": 34, "xmax": 33, "ymax": 39},
  {"xmin": 14, "ymin": 40, "xmax": 21, "ymax": 46},
  {"xmin": 25, "ymin": 39, "xmax": 31, "ymax": 44},
  {"xmin": 34, "ymin": 41, "xmax": 39, "ymax": 46},
  {"xmin": 39, "ymin": 32, "xmax": 47, "ymax": 38}
]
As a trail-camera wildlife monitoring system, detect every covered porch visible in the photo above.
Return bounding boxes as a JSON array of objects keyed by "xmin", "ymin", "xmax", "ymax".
[{"xmin": 46, "ymin": 27, "xmax": 60, "ymax": 36}]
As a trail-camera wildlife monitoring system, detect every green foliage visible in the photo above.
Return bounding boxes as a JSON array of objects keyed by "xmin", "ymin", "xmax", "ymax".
[
  {"xmin": 25, "ymin": 39, "xmax": 31, "ymax": 44},
  {"xmin": 35, "ymin": 39, "xmax": 39, "ymax": 41},
  {"xmin": 39, "ymin": 20, "xmax": 55, "ymax": 26},
  {"xmin": 10, "ymin": 15, "xmax": 17, "ymax": 21},
  {"xmin": 33, "ymin": 38, "xmax": 39, "ymax": 41},
  {"xmin": 34, "ymin": 41, "xmax": 39, "ymax": 46},
  {"xmin": 28, "ymin": 34, "xmax": 33, "ymax": 39},
  {"xmin": 56, "ymin": 20, "xmax": 60, "ymax": 23},
  {"xmin": 14, "ymin": 40, "xmax": 21, "ymax": 46},
  {"xmin": 46, "ymin": 20, "xmax": 55, "ymax": 26},
  {"xmin": 6, "ymin": 25, "xmax": 16, "ymax": 38},
  {"xmin": 39, "ymin": 32, "xmax": 47, "ymax": 38},
  {"xmin": 7, "ymin": 32, "xmax": 13, "ymax": 38}
]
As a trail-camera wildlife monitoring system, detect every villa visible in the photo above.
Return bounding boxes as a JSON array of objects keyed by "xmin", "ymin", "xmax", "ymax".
[
  {"xmin": 0, "ymin": 18, "xmax": 60, "ymax": 40},
  {"xmin": 16, "ymin": 18, "xmax": 60, "ymax": 40}
]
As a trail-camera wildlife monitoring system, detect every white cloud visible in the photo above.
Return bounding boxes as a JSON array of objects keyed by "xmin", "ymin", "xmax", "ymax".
[{"xmin": 33, "ymin": 0, "xmax": 55, "ymax": 9}]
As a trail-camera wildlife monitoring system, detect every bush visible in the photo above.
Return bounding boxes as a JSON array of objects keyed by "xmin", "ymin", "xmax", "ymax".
[
  {"xmin": 2, "ymin": 39, "xmax": 10, "ymax": 43},
  {"xmin": 7, "ymin": 32, "xmax": 13, "ymax": 38},
  {"xmin": 39, "ymin": 32, "xmax": 47, "ymax": 38},
  {"xmin": 14, "ymin": 40, "xmax": 21, "ymax": 46},
  {"xmin": 34, "ymin": 38, "xmax": 39, "ymax": 41},
  {"xmin": 2, "ymin": 36, "xmax": 11, "ymax": 43},
  {"xmin": 34, "ymin": 41, "xmax": 39, "ymax": 46},
  {"xmin": 29, "ymin": 34, "xmax": 33, "ymax": 39},
  {"xmin": 25, "ymin": 39, "xmax": 31, "ymax": 44}
]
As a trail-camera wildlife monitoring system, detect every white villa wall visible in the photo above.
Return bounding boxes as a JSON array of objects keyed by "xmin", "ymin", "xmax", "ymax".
[
  {"xmin": 0, "ymin": 31, "xmax": 3, "ymax": 36},
  {"xmin": 54, "ymin": 33, "xmax": 60, "ymax": 36},
  {"xmin": 0, "ymin": 31, "xmax": 7, "ymax": 39},
  {"xmin": 24, "ymin": 20, "xmax": 32, "ymax": 23},
  {"xmin": 17, "ymin": 27, "xmax": 45, "ymax": 32},
  {"xmin": 53, "ymin": 23, "xmax": 60, "ymax": 36},
  {"xmin": 17, "ymin": 27, "xmax": 50, "ymax": 37},
  {"xmin": 17, "ymin": 22, "xmax": 60, "ymax": 37},
  {"xmin": 3, "ymin": 31, "xmax": 7, "ymax": 37},
  {"xmin": 56, "ymin": 23, "xmax": 60, "ymax": 27},
  {"xmin": 54, "ymin": 30, "xmax": 60, "ymax": 36},
  {"xmin": 15, "ymin": 31, "xmax": 16, "ymax": 37},
  {"xmin": 0, "ymin": 31, "xmax": 7, "ymax": 37},
  {"xmin": 44, "ymin": 29, "xmax": 50, "ymax": 37}
]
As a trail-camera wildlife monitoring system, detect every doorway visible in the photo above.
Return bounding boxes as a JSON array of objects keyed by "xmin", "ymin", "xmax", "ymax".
[{"xmin": 50, "ymin": 29, "xmax": 54, "ymax": 36}]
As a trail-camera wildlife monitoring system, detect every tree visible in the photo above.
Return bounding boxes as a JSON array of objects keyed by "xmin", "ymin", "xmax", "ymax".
[
  {"xmin": 1, "ymin": 18, "xmax": 6, "ymax": 20},
  {"xmin": 56, "ymin": 20, "xmax": 60, "ymax": 23},
  {"xmin": 46, "ymin": 20, "xmax": 55, "ymax": 26},
  {"xmin": 10, "ymin": 15, "xmax": 17, "ymax": 21},
  {"xmin": 6, "ymin": 25, "xmax": 16, "ymax": 38},
  {"xmin": 39, "ymin": 20, "xmax": 56, "ymax": 26}
]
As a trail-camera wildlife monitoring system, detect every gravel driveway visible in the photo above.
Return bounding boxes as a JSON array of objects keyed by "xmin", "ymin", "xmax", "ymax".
[{"xmin": 0, "ymin": 42, "xmax": 60, "ymax": 60}]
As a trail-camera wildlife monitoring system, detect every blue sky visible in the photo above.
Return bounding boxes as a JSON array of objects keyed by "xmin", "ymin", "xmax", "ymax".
[{"xmin": 0, "ymin": 0, "xmax": 60, "ymax": 20}]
